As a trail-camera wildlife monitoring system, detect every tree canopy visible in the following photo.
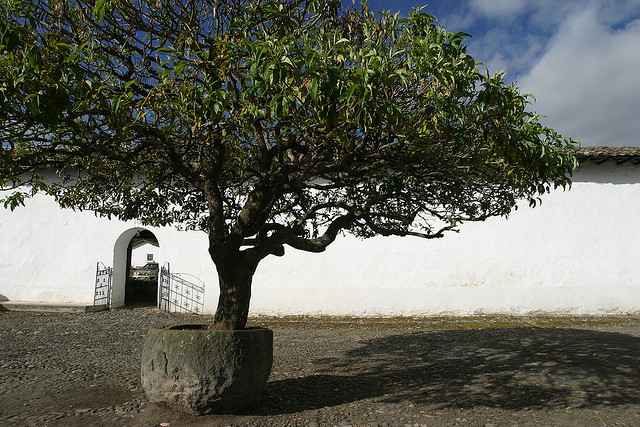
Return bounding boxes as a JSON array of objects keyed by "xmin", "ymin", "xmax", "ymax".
[{"xmin": 0, "ymin": 0, "xmax": 577, "ymax": 328}]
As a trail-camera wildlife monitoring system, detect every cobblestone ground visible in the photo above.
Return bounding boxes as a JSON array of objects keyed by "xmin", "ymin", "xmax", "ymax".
[{"xmin": 1, "ymin": 307, "xmax": 640, "ymax": 426}]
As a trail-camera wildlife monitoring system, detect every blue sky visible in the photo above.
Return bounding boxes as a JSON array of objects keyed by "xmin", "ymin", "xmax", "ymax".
[{"xmin": 345, "ymin": 1, "xmax": 640, "ymax": 147}]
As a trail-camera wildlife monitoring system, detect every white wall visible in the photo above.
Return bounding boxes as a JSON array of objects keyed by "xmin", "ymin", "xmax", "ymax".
[
  {"xmin": 250, "ymin": 162, "xmax": 640, "ymax": 316},
  {"xmin": 1, "ymin": 161, "xmax": 638, "ymax": 315},
  {"xmin": 0, "ymin": 195, "xmax": 218, "ymax": 308}
]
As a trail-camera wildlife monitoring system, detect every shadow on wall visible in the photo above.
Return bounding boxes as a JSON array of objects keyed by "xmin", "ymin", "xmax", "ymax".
[
  {"xmin": 257, "ymin": 328, "xmax": 640, "ymax": 414},
  {"xmin": 572, "ymin": 163, "xmax": 640, "ymax": 185}
]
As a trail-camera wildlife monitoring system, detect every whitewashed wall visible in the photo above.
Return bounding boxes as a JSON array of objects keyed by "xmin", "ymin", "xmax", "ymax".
[
  {"xmin": 1, "ymin": 161, "xmax": 638, "ymax": 315},
  {"xmin": 0, "ymin": 196, "xmax": 217, "ymax": 308}
]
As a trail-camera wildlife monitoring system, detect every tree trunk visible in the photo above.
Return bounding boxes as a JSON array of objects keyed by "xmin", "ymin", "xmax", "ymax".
[{"xmin": 212, "ymin": 254, "xmax": 257, "ymax": 330}]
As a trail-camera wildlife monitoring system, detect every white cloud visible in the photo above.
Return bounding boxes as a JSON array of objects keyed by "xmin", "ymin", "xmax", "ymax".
[
  {"xmin": 519, "ymin": 7, "xmax": 640, "ymax": 146},
  {"xmin": 471, "ymin": 28, "xmax": 546, "ymax": 76},
  {"xmin": 471, "ymin": 0, "xmax": 528, "ymax": 18},
  {"xmin": 450, "ymin": 1, "xmax": 579, "ymax": 77}
]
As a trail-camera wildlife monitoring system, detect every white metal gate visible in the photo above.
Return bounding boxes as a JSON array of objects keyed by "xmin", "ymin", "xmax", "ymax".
[
  {"xmin": 94, "ymin": 262, "xmax": 112, "ymax": 308},
  {"xmin": 159, "ymin": 263, "xmax": 205, "ymax": 314}
]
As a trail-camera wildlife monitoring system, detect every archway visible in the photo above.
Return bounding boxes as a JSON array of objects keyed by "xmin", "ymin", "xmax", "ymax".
[{"xmin": 112, "ymin": 228, "xmax": 160, "ymax": 308}]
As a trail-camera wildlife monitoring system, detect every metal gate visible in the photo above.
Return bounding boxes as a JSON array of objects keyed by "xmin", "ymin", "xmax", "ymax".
[
  {"xmin": 94, "ymin": 262, "xmax": 112, "ymax": 308},
  {"xmin": 159, "ymin": 263, "xmax": 205, "ymax": 314}
]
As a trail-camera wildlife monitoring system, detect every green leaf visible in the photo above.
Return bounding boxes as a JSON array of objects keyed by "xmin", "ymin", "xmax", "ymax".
[
  {"xmin": 270, "ymin": 94, "xmax": 283, "ymax": 117},
  {"xmin": 93, "ymin": 0, "xmax": 108, "ymax": 22},
  {"xmin": 262, "ymin": 62, "xmax": 273, "ymax": 83},
  {"xmin": 112, "ymin": 94, "xmax": 124, "ymax": 112},
  {"xmin": 156, "ymin": 46, "xmax": 177, "ymax": 53},
  {"xmin": 174, "ymin": 61, "xmax": 186, "ymax": 75},
  {"xmin": 310, "ymin": 77, "xmax": 319, "ymax": 101},
  {"xmin": 343, "ymin": 84, "xmax": 358, "ymax": 102},
  {"xmin": 250, "ymin": 61, "xmax": 259, "ymax": 79},
  {"xmin": 1, "ymin": 192, "xmax": 26, "ymax": 211},
  {"xmin": 13, "ymin": 75, "xmax": 25, "ymax": 87}
]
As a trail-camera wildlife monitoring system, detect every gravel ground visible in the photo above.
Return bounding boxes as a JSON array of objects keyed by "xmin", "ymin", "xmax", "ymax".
[{"xmin": 1, "ymin": 307, "xmax": 640, "ymax": 426}]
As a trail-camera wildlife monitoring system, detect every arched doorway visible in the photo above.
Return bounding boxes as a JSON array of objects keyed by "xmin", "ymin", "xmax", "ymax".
[{"xmin": 111, "ymin": 228, "xmax": 160, "ymax": 308}]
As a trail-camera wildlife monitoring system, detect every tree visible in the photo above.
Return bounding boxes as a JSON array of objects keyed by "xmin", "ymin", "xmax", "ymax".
[{"xmin": 0, "ymin": 0, "xmax": 576, "ymax": 329}]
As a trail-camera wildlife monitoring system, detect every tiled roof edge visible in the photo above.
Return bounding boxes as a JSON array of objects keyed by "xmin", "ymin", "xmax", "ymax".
[
  {"xmin": 572, "ymin": 146, "xmax": 640, "ymax": 157},
  {"xmin": 570, "ymin": 146, "xmax": 640, "ymax": 165}
]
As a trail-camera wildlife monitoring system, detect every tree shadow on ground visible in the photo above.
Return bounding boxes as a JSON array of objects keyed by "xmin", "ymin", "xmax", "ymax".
[{"xmin": 256, "ymin": 328, "xmax": 640, "ymax": 415}]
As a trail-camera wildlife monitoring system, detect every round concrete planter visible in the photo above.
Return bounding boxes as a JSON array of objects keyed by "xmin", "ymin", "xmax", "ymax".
[{"xmin": 141, "ymin": 325, "xmax": 273, "ymax": 414}]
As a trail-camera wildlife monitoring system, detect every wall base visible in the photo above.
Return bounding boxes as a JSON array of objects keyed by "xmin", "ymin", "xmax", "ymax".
[{"xmin": 0, "ymin": 301, "xmax": 107, "ymax": 313}]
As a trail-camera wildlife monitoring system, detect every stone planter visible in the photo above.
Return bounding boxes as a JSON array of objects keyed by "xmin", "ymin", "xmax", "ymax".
[{"xmin": 141, "ymin": 325, "xmax": 273, "ymax": 414}]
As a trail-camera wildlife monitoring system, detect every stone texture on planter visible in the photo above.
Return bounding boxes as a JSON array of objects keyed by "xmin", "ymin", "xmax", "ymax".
[{"xmin": 141, "ymin": 325, "xmax": 273, "ymax": 414}]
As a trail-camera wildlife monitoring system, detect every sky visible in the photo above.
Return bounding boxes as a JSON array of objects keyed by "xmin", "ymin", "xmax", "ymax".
[{"xmin": 346, "ymin": 0, "xmax": 640, "ymax": 147}]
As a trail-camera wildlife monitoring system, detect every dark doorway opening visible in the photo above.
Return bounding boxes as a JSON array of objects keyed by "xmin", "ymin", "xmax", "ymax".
[{"xmin": 125, "ymin": 230, "xmax": 159, "ymax": 307}]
